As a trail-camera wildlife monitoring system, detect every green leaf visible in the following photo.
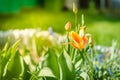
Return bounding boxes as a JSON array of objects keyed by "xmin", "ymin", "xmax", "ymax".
[
  {"xmin": 1, "ymin": 40, "xmax": 20, "ymax": 78},
  {"xmin": 2, "ymin": 40, "xmax": 20, "ymax": 67},
  {"xmin": 2, "ymin": 39, "xmax": 9, "ymax": 52},
  {"xmin": 0, "ymin": 51, "xmax": 2, "ymax": 80},
  {"xmin": 75, "ymin": 59, "xmax": 82, "ymax": 71},
  {"xmin": 11, "ymin": 40, "xmax": 21, "ymax": 54},
  {"xmin": 38, "ymin": 49, "xmax": 60, "ymax": 80},
  {"xmin": 59, "ymin": 50, "xmax": 75, "ymax": 80},
  {"xmin": 80, "ymin": 72, "xmax": 90, "ymax": 80},
  {"xmin": 4, "ymin": 51, "xmax": 25, "ymax": 79}
]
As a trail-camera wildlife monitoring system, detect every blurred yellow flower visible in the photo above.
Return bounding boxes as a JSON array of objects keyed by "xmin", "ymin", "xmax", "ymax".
[{"xmin": 73, "ymin": 2, "xmax": 78, "ymax": 14}]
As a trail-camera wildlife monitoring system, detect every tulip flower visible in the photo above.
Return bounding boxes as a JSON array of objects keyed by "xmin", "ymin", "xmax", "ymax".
[{"xmin": 70, "ymin": 30, "xmax": 87, "ymax": 49}]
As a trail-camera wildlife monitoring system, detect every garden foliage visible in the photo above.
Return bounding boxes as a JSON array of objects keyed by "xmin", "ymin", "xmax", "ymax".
[{"xmin": 0, "ymin": 2, "xmax": 120, "ymax": 80}]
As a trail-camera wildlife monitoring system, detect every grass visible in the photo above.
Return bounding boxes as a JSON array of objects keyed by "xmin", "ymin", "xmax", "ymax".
[{"xmin": 0, "ymin": 7, "xmax": 120, "ymax": 48}]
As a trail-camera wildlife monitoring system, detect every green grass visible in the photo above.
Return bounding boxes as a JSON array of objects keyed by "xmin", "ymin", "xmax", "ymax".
[{"xmin": 0, "ymin": 8, "xmax": 120, "ymax": 48}]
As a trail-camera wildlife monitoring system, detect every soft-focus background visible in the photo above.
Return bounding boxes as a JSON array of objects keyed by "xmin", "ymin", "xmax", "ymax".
[{"xmin": 0, "ymin": 0, "xmax": 120, "ymax": 48}]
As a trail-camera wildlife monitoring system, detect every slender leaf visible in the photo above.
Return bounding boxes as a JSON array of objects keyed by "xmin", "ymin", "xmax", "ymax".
[
  {"xmin": 38, "ymin": 49, "xmax": 60, "ymax": 80},
  {"xmin": 59, "ymin": 50, "xmax": 75, "ymax": 80},
  {"xmin": 4, "ymin": 51, "xmax": 25, "ymax": 79},
  {"xmin": 80, "ymin": 72, "xmax": 90, "ymax": 80}
]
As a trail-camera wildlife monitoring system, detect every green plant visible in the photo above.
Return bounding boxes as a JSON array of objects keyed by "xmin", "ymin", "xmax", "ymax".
[
  {"xmin": 0, "ymin": 40, "xmax": 31, "ymax": 80},
  {"xmin": 0, "ymin": 2, "xmax": 120, "ymax": 80},
  {"xmin": 29, "ymin": 2, "xmax": 120, "ymax": 80}
]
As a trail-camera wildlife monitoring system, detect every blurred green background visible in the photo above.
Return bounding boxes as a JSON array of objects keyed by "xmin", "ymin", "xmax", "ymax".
[{"xmin": 0, "ymin": 0, "xmax": 120, "ymax": 48}]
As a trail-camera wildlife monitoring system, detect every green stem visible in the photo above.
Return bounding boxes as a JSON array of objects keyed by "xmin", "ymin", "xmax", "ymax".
[
  {"xmin": 79, "ymin": 50, "xmax": 85, "ymax": 63},
  {"xmin": 72, "ymin": 49, "xmax": 77, "ymax": 63},
  {"xmin": 71, "ymin": 48, "xmax": 75, "ymax": 61},
  {"xmin": 75, "ymin": 13, "xmax": 78, "ymax": 31},
  {"xmin": 85, "ymin": 53, "xmax": 92, "ymax": 66},
  {"xmin": 67, "ymin": 31, "xmax": 70, "ymax": 55},
  {"xmin": 92, "ymin": 47, "xmax": 95, "ymax": 60}
]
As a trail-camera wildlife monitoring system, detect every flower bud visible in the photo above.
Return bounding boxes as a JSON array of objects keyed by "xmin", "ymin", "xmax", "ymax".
[
  {"xmin": 79, "ymin": 26, "xmax": 86, "ymax": 37},
  {"xmin": 88, "ymin": 35, "xmax": 93, "ymax": 44},
  {"xmin": 65, "ymin": 21, "xmax": 71, "ymax": 31},
  {"xmin": 73, "ymin": 2, "xmax": 78, "ymax": 14},
  {"xmin": 86, "ymin": 34, "xmax": 94, "ymax": 47},
  {"xmin": 81, "ymin": 14, "xmax": 84, "ymax": 26}
]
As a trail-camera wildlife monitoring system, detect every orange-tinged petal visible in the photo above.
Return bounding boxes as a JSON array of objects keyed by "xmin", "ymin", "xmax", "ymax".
[
  {"xmin": 70, "ymin": 31, "xmax": 82, "ymax": 44},
  {"xmin": 71, "ymin": 42, "xmax": 84, "ymax": 49},
  {"xmin": 82, "ymin": 36, "xmax": 87, "ymax": 46},
  {"xmin": 69, "ymin": 31, "xmax": 88, "ymax": 49},
  {"xmin": 71, "ymin": 42, "xmax": 80, "ymax": 49}
]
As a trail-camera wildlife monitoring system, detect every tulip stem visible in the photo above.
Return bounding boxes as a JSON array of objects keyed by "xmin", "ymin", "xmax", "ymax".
[
  {"xmin": 71, "ymin": 48, "xmax": 75, "ymax": 61},
  {"xmin": 75, "ymin": 13, "xmax": 78, "ymax": 31},
  {"xmin": 79, "ymin": 50, "xmax": 85, "ymax": 63},
  {"xmin": 67, "ymin": 31, "xmax": 70, "ymax": 54}
]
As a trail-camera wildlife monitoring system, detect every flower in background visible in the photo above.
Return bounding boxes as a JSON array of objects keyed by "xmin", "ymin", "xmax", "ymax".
[
  {"xmin": 107, "ymin": 67, "xmax": 113, "ymax": 76},
  {"xmin": 99, "ymin": 54, "xmax": 104, "ymax": 63},
  {"xmin": 73, "ymin": 2, "xmax": 78, "ymax": 14},
  {"xmin": 48, "ymin": 27, "xmax": 54, "ymax": 36},
  {"xmin": 65, "ymin": 21, "xmax": 71, "ymax": 31}
]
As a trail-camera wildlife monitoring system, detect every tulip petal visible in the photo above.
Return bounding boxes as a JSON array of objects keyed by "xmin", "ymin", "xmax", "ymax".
[
  {"xmin": 71, "ymin": 42, "xmax": 80, "ymax": 49},
  {"xmin": 71, "ymin": 31, "xmax": 82, "ymax": 44},
  {"xmin": 82, "ymin": 36, "xmax": 87, "ymax": 46},
  {"xmin": 70, "ymin": 31, "xmax": 87, "ymax": 49}
]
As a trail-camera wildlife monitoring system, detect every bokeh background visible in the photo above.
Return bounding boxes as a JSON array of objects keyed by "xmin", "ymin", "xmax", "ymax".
[{"xmin": 0, "ymin": 0, "xmax": 120, "ymax": 48}]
